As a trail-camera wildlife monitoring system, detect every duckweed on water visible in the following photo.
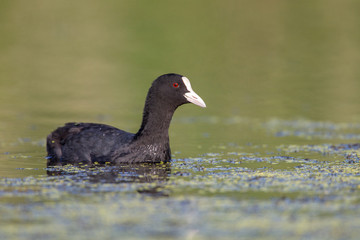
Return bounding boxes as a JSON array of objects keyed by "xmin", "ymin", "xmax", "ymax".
[
  {"xmin": 1, "ymin": 119, "xmax": 360, "ymax": 239},
  {"xmin": 280, "ymin": 143, "xmax": 360, "ymax": 163},
  {"xmin": 264, "ymin": 119, "xmax": 360, "ymax": 140},
  {"xmin": 1, "ymin": 149, "xmax": 360, "ymax": 239}
]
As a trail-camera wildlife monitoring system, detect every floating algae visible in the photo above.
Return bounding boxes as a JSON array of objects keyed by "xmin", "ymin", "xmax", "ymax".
[{"xmin": 2, "ymin": 118, "xmax": 360, "ymax": 239}]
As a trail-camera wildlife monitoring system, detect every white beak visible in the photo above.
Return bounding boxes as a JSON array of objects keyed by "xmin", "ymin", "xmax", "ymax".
[{"xmin": 182, "ymin": 77, "xmax": 206, "ymax": 108}]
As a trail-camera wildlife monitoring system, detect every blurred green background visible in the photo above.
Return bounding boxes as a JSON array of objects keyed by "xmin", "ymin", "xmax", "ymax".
[{"xmin": 1, "ymin": 0, "xmax": 360, "ymax": 128}]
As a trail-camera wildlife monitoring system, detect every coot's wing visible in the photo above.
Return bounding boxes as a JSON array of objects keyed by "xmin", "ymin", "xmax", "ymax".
[{"xmin": 46, "ymin": 122, "xmax": 133, "ymax": 165}]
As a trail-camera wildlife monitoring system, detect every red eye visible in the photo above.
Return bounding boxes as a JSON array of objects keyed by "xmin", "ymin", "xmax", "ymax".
[{"xmin": 173, "ymin": 82, "xmax": 179, "ymax": 88}]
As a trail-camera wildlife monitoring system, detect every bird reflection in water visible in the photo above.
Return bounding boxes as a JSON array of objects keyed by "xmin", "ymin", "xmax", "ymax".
[{"xmin": 46, "ymin": 162, "xmax": 171, "ymax": 197}]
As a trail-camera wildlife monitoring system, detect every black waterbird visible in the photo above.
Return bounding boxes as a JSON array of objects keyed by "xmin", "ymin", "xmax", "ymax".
[{"xmin": 46, "ymin": 73, "xmax": 206, "ymax": 166}]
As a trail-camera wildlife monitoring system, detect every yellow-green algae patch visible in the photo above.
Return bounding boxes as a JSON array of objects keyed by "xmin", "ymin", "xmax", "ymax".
[
  {"xmin": 2, "ymin": 132, "xmax": 360, "ymax": 239},
  {"xmin": 1, "ymin": 148, "xmax": 360, "ymax": 239},
  {"xmin": 264, "ymin": 119, "xmax": 360, "ymax": 140}
]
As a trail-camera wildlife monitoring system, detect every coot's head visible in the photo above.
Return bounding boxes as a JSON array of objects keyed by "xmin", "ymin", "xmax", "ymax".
[{"xmin": 150, "ymin": 73, "xmax": 206, "ymax": 108}]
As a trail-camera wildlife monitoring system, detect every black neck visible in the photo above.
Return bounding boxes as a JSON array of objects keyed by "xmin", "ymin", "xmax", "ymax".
[{"xmin": 135, "ymin": 97, "xmax": 176, "ymax": 141}]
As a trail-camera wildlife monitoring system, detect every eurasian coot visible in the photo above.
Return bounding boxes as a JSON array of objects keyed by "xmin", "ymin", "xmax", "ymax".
[{"xmin": 46, "ymin": 73, "xmax": 206, "ymax": 166}]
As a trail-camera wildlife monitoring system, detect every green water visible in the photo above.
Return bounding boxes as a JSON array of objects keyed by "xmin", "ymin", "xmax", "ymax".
[{"xmin": 1, "ymin": 1, "xmax": 360, "ymax": 239}]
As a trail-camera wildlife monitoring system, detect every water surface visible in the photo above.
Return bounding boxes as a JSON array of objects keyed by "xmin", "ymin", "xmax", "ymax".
[{"xmin": 1, "ymin": 1, "xmax": 360, "ymax": 239}]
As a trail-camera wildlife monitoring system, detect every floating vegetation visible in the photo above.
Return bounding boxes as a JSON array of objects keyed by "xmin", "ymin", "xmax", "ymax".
[
  {"xmin": 265, "ymin": 118, "xmax": 360, "ymax": 140},
  {"xmin": 2, "ymin": 118, "xmax": 360, "ymax": 239},
  {"xmin": 1, "ymin": 153, "xmax": 360, "ymax": 239},
  {"xmin": 280, "ymin": 143, "xmax": 360, "ymax": 163}
]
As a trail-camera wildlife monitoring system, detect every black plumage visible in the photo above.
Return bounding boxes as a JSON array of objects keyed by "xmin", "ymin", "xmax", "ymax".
[{"xmin": 46, "ymin": 73, "xmax": 206, "ymax": 166}]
